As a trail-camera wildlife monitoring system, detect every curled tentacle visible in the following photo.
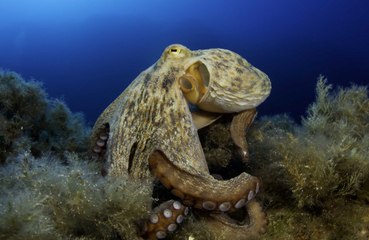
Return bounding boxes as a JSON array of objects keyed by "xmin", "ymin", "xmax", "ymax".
[
  {"xmin": 149, "ymin": 151, "xmax": 260, "ymax": 213},
  {"xmin": 205, "ymin": 200, "xmax": 267, "ymax": 240},
  {"xmin": 141, "ymin": 200, "xmax": 190, "ymax": 240},
  {"xmin": 230, "ymin": 108, "xmax": 257, "ymax": 163}
]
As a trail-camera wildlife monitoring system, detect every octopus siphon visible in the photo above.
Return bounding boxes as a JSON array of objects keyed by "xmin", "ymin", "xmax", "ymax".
[{"xmin": 90, "ymin": 44, "xmax": 271, "ymax": 239}]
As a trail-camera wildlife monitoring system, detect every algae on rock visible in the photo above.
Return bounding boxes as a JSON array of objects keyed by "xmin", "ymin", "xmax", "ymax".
[
  {"xmin": 248, "ymin": 76, "xmax": 369, "ymax": 239},
  {"xmin": 0, "ymin": 71, "xmax": 89, "ymax": 163},
  {"xmin": 249, "ymin": 76, "xmax": 369, "ymax": 208},
  {"xmin": 0, "ymin": 152, "xmax": 153, "ymax": 240}
]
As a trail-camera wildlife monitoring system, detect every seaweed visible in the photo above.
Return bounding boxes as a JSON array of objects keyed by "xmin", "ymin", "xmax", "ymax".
[
  {"xmin": 247, "ymin": 76, "xmax": 369, "ymax": 239},
  {"xmin": 248, "ymin": 76, "xmax": 369, "ymax": 208},
  {"xmin": 0, "ymin": 71, "xmax": 89, "ymax": 163},
  {"xmin": 0, "ymin": 151, "xmax": 153, "ymax": 240},
  {"xmin": 199, "ymin": 116, "xmax": 234, "ymax": 169}
]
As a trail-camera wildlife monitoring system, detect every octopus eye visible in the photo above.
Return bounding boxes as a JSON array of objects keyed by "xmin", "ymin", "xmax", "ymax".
[
  {"xmin": 169, "ymin": 47, "xmax": 181, "ymax": 55},
  {"xmin": 163, "ymin": 44, "xmax": 189, "ymax": 60}
]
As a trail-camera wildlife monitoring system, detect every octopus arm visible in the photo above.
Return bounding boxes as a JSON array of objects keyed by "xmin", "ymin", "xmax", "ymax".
[
  {"xmin": 230, "ymin": 108, "xmax": 257, "ymax": 162},
  {"xmin": 206, "ymin": 200, "xmax": 267, "ymax": 240},
  {"xmin": 191, "ymin": 109, "xmax": 222, "ymax": 130},
  {"xmin": 148, "ymin": 150, "xmax": 260, "ymax": 213}
]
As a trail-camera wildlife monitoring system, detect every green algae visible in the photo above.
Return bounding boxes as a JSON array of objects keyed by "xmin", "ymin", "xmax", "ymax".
[
  {"xmin": 249, "ymin": 76, "xmax": 369, "ymax": 208},
  {"xmin": 0, "ymin": 152, "xmax": 153, "ymax": 240},
  {"xmin": 199, "ymin": 116, "xmax": 234, "ymax": 169},
  {"xmin": 0, "ymin": 71, "xmax": 89, "ymax": 163}
]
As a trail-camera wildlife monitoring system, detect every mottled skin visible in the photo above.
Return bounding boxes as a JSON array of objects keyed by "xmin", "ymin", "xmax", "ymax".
[{"xmin": 91, "ymin": 44, "xmax": 271, "ymax": 239}]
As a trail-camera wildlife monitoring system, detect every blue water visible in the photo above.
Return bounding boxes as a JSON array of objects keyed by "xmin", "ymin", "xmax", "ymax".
[{"xmin": 0, "ymin": 0, "xmax": 368, "ymax": 123}]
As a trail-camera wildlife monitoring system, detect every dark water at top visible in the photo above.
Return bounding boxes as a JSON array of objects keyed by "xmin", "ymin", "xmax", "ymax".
[{"xmin": 0, "ymin": 0, "xmax": 368, "ymax": 123}]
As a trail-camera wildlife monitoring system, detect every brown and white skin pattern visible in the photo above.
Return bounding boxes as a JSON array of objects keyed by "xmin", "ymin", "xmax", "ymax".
[{"xmin": 91, "ymin": 44, "xmax": 271, "ymax": 239}]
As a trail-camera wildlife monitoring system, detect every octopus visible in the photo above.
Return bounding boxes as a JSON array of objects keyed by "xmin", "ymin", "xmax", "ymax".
[{"xmin": 90, "ymin": 44, "xmax": 271, "ymax": 240}]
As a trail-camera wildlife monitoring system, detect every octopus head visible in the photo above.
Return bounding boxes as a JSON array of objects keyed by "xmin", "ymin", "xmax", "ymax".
[{"xmin": 176, "ymin": 45, "xmax": 272, "ymax": 113}]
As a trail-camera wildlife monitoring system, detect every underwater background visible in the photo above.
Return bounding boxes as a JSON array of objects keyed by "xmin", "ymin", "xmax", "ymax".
[
  {"xmin": 0, "ymin": 0, "xmax": 368, "ymax": 122},
  {"xmin": 1, "ymin": 1, "xmax": 369, "ymax": 240}
]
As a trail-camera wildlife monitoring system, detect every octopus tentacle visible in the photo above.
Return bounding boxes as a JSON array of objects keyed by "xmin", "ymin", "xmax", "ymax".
[
  {"xmin": 90, "ymin": 123, "xmax": 110, "ymax": 175},
  {"xmin": 191, "ymin": 109, "xmax": 222, "ymax": 130},
  {"xmin": 230, "ymin": 108, "xmax": 257, "ymax": 162},
  {"xmin": 149, "ymin": 151, "xmax": 260, "ymax": 213},
  {"xmin": 90, "ymin": 123, "xmax": 110, "ymax": 157},
  {"xmin": 206, "ymin": 200, "xmax": 267, "ymax": 240},
  {"xmin": 141, "ymin": 200, "xmax": 190, "ymax": 240}
]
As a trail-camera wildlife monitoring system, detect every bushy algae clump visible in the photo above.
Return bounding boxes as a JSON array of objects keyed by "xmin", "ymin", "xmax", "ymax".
[
  {"xmin": 0, "ymin": 71, "xmax": 89, "ymax": 163},
  {"xmin": 0, "ymin": 152, "xmax": 153, "ymax": 240},
  {"xmin": 250, "ymin": 76, "xmax": 369, "ymax": 207}
]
